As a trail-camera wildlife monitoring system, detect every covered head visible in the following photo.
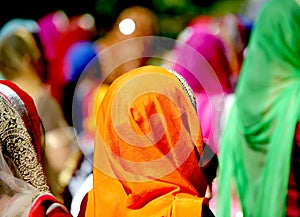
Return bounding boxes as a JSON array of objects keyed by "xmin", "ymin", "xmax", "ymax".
[
  {"xmin": 0, "ymin": 80, "xmax": 49, "ymax": 215},
  {"xmin": 107, "ymin": 6, "xmax": 158, "ymax": 41},
  {"xmin": 169, "ymin": 26, "xmax": 232, "ymax": 151},
  {"xmin": 96, "ymin": 6, "xmax": 159, "ymax": 85},
  {"xmin": 217, "ymin": 0, "xmax": 300, "ymax": 216},
  {"xmin": 37, "ymin": 10, "xmax": 69, "ymax": 62},
  {"xmin": 0, "ymin": 18, "xmax": 40, "ymax": 39},
  {"xmin": 187, "ymin": 13, "xmax": 249, "ymax": 86},
  {"xmin": 0, "ymin": 27, "xmax": 46, "ymax": 82},
  {"xmin": 0, "ymin": 80, "xmax": 72, "ymax": 216},
  {"xmin": 85, "ymin": 65, "xmax": 215, "ymax": 216},
  {"xmin": 171, "ymin": 25, "xmax": 233, "ymax": 94},
  {"xmin": 0, "ymin": 80, "xmax": 49, "ymax": 191},
  {"xmin": 38, "ymin": 11, "xmax": 97, "ymax": 102}
]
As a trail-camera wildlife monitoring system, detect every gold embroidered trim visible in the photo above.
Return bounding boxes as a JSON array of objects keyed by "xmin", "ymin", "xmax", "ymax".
[{"xmin": 0, "ymin": 94, "xmax": 49, "ymax": 193}]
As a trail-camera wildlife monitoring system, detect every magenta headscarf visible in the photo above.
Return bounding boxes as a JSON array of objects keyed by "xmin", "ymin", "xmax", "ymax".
[
  {"xmin": 37, "ymin": 11, "xmax": 96, "ymax": 103},
  {"xmin": 170, "ymin": 25, "xmax": 233, "ymax": 152},
  {"xmin": 37, "ymin": 10, "xmax": 69, "ymax": 63},
  {"xmin": 187, "ymin": 14, "xmax": 248, "ymax": 88}
]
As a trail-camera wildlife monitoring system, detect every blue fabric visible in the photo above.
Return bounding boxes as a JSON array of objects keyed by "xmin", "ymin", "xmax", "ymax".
[{"xmin": 64, "ymin": 41, "xmax": 97, "ymax": 82}]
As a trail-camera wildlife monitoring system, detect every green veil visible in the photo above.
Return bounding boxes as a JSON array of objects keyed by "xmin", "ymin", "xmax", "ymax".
[{"xmin": 217, "ymin": 0, "xmax": 300, "ymax": 216}]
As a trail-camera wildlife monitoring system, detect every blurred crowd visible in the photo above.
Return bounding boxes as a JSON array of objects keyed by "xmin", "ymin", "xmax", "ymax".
[{"xmin": 0, "ymin": 0, "xmax": 299, "ymax": 216}]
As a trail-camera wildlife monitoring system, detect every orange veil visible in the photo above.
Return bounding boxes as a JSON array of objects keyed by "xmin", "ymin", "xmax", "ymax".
[{"xmin": 85, "ymin": 65, "xmax": 211, "ymax": 216}]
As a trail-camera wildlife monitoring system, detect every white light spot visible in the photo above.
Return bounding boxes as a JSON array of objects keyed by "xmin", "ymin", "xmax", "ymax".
[
  {"xmin": 79, "ymin": 13, "xmax": 95, "ymax": 30},
  {"xmin": 235, "ymin": 211, "xmax": 243, "ymax": 217},
  {"xmin": 119, "ymin": 18, "xmax": 135, "ymax": 35}
]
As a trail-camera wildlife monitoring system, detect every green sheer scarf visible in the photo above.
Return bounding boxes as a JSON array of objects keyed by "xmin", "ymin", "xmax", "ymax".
[{"xmin": 217, "ymin": 0, "xmax": 300, "ymax": 216}]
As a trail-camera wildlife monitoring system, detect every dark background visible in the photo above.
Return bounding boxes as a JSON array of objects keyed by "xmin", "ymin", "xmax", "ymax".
[{"xmin": 0, "ymin": 0, "xmax": 246, "ymax": 38}]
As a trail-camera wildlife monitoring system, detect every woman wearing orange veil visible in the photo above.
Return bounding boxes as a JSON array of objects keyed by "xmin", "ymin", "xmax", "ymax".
[{"xmin": 81, "ymin": 65, "xmax": 216, "ymax": 216}]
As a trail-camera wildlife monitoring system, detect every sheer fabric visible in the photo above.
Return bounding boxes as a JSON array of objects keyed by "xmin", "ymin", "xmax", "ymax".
[
  {"xmin": 217, "ymin": 0, "xmax": 300, "ymax": 216},
  {"xmin": 0, "ymin": 80, "xmax": 71, "ymax": 217},
  {"xmin": 84, "ymin": 65, "xmax": 213, "ymax": 216}
]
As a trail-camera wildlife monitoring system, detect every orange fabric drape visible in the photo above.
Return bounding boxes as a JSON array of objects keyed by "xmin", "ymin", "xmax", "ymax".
[{"xmin": 85, "ymin": 65, "xmax": 209, "ymax": 216}]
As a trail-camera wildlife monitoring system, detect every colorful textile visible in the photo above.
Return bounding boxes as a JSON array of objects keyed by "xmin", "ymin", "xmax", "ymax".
[
  {"xmin": 38, "ymin": 11, "xmax": 96, "ymax": 103},
  {"xmin": 63, "ymin": 41, "xmax": 97, "ymax": 83},
  {"xmin": 287, "ymin": 122, "xmax": 300, "ymax": 217},
  {"xmin": 37, "ymin": 10, "xmax": 69, "ymax": 63},
  {"xmin": 0, "ymin": 80, "xmax": 43, "ymax": 157},
  {"xmin": 94, "ymin": 6, "xmax": 158, "ymax": 85},
  {"xmin": 0, "ymin": 80, "xmax": 48, "ymax": 192},
  {"xmin": 0, "ymin": 18, "xmax": 40, "ymax": 39},
  {"xmin": 61, "ymin": 40, "xmax": 98, "ymax": 125},
  {"xmin": 187, "ymin": 13, "xmax": 249, "ymax": 86},
  {"xmin": 171, "ymin": 26, "xmax": 233, "ymax": 152},
  {"xmin": 217, "ymin": 0, "xmax": 300, "ymax": 216},
  {"xmin": 0, "ymin": 80, "xmax": 71, "ymax": 216},
  {"xmin": 85, "ymin": 65, "xmax": 212, "ymax": 216}
]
